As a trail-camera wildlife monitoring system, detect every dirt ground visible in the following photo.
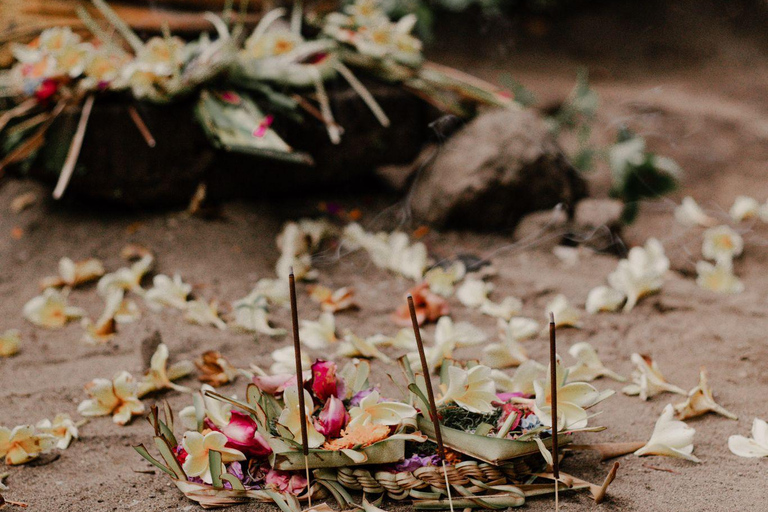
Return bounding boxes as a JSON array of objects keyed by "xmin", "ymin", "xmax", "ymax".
[{"xmin": 2, "ymin": 1, "xmax": 768, "ymax": 510}]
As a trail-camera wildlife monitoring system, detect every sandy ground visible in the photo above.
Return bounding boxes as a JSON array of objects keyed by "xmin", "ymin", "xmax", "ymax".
[{"xmin": 3, "ymin": 2, "xmax": 768, "ymax": 510}]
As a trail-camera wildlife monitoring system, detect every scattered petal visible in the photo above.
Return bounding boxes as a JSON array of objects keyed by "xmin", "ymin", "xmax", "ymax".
[
  {"xmin": 424, "ymin": 261, "xmax": 466, "ymax": 297},
  {"xmin": 23, "ymin": 288, "xmax": 85, "ymax": 329},
  {"xmin": 97, "ymin": 255, "xmax": 154, "ymax": 297},
  {"xmin": 635, "ymin": 404, "xmax": 700, "ymax": 463},
  {"xmin": 585, "ymin": 286, "xmax": 626, "ymax": 314},
  {"xmin": 270, "ymin": 346, "xmax": 309, "ymax": 375},
  {"xmin": 308, "ymin": 285, "xmax": 357, "ymax": 313},
  {"xmin": 702, "ymin": 225, "xmax": 743, "ymax": 264},
  {"xmin": 491, "ymin": 360, "xmax": 546, "ymax": 395},
  {"xmin": 728, "ymin": 418, "xmax": 768, "ymax": 458},
  {"xmin": 232, "ymin": 291, "xmax": 286, "ymax": 336},
  {"xmin": 184, "ymin": 299, "xmax": 227, "ymax": 330},
  {"xmin": 622, "ymin": 353, "xmax": 686, "ymax": 401},
  {"xmin": 499, "ymin": 317, "xmax": 540, "ymax": 341},
  {"xmin": 567, "ymin": 342, "xmax": 626, "ymax": 382},
  {"xmin": 144, "ymin": 274, "xmax": 192, "ymax": 311},
  {"xmin": 36, "ymin": 414, "xmax": 78, "ymax": 450},
  {"xmin": 456, "ymin": 278, "xmax": 493, "ymax": 308},
  {"xmin": 137, "ymin": 343, "xmax": 193, "ymax": 397},
  {"xmin": 546, "ymin": 294, "xmax": 581, "ymax": 328},
  {"xmin": 696, "ymin": 260, "xmax": 744, "ymax": 294},
  {"xmin": 0, "ymin": 329, "xmax": 21, "ymax": 357},
  {"xmin": 479, "ymin": 296, "xmax": 523, "ymax": 320},
  {"xmin": 40, "ymin": 257, "xmax": 105, "ymax": 289},
  {"xmin": 299, "ymin": 312, "xmax": 338, "ymax": 349},
  {"xmin": 0, "ymin": 425, "xmax": 55, "ymax": 465},
  {"xmin": 673, "ymin": 368, "xmax": 737, "ymax": 420},
  {"xmin": 607, "ymin": 238, "xmax": 669, "ymax": 312},
  {"xmin": 196, "ymin": 351, "xmax": 239, "ymax": 387},
  {"xmin": 337, "ymin": 331, "xmax": 392, "ymax": 363},
  {"xmin": 674, "ymin": 197, "xmax": 716, "ymax": 227},
  {"xmin": 729, "ymin": 195, "xmax": 760, "ymax": 223},
  {"xmin": 78, "ymin": 371, "xmax": 145, "ymax": 425},
  {"xmin": 392, "ymin": 283, "xmax": 448, "ymax": 327}
]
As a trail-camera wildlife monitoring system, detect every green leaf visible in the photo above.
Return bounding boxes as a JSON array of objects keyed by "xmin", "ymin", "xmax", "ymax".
[
  {"xmin": 153, "ymin": 436, "xmax": 186, "ymax": 480},
  {"xmin": 133, "ymin": 444, "xmax": 176, "ymax": 477},
  {"xmin": 219, "ymin": 473, "xmax": 245, "ymax": 490},
  {"xmin": 209, "ymin": 450, "xmax": 223, "ymax": 488}
]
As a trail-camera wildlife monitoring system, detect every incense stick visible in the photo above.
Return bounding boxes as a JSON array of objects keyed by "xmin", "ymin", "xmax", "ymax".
[
  {"xmin": 288, "ymin": 267, "xmax": 312, "ymax": 508},
  {"xmin": 407, "ymin": 296, "xmax": 454, "ymax": 512},
  {"xmin": 53, "ymin": 94, "xmax": 95, "ymax": 200},
  {"xmin": 549, "ymin": 312, "xmax": 559, "ymax": 511},
  {"xmin": 127, "ymin": 105, "xmax": 156, "ymax": 148}
]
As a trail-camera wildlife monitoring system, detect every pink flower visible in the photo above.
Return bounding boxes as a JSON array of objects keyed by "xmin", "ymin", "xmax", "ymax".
[
  {"xmin": 314, "ymin": 395, "xmax": 349, "ymax": 438},
  {"xmin": 310, "ymin": 360, "xmax": 344, "ymax": 402},
  {"xmin": 216, "ymin": 411, "xmax": 272, "ymax": 459},
  {"xmin": 252, "ymin": 373, "xmax": 295, "ymax": 395},
  {"xmin": 266, "ymin": 468, "xmax": 307, "ymax": 495},
  {"xmin": 252, "ymin": 115, "xmax": 274, "ymax": 138}
]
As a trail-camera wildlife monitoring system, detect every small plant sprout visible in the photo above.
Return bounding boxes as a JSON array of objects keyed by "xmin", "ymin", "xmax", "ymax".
[
  {"xmin": 607, "ymin": 238, "xmax": 669, "ymax": 312},
  {"xmin": 181, "ymin": 430, "xmax": 246, "ymax": 484},
  {"xmin": 437, "ymin": 365, "xmax": 497, "ymax": 414},
  {"xmin": 40, "ymin": 257, "xmax": 105, "ymax": 289},
  {"xmin": 232, "ymin": 292, "xmax": 287, "ymax": 336},
  {"xmin": 702, "ymin": 225, "xmax": 743, "ymax": 264},
  {"xmin": 729, "ymin": 195, "xmax": 760, "ymax": 222},
  {"xmin": 424, "ymin": 261, "xmax": 466, "ymax": 297},
  {"xmin": 674, "ymin": 197, "xmax": 716, "ymax": 227},
  {"xmin": 673, "ymin": 368, "xmax": 737, "ymax": 420},
  {"xmin": 298, "ymin": 312, "xmax": 339, "ymax": 349},
  {"xmin": 728, "ymin": 418, "xmax": 768, "ymax": 458},
  {"xmin": 347, "ymin": 390, "xmax": 417, "ymax": 427},
  {"xmin": 567, "ymin": 342, "xmax": 626, "ymax": 383},
  {"xmin": 456, "ymin": 278, "xmax": 493, "ymax": 308},
  {"xmin": 36, "ymin": 414, "xmax": 79, "ymax": 450},
  {"xmin": 0, "ymin": 425, "xmax": 55, "ymax": 465},
  {"xmin": 184, "ymin": 298, "xmax": 227, "ymax": 330},
  {"xmin": 23, "ymin": 288, "xmax": 85, "ymax": 329},
  {"xmin": 545, "ymin": 294, "xmax": 581, "ymax": 328},
  {"xmin": 635, "ymin": 404, "xmax": 700, "ymax": 463},
  {"xmin": 0, "ymin": 330, "xmax": 21, "ymax": 357},
  {"xmin": 78, "ymin": 371, "xmax": 145, "ymax": 425},
  {"xmin": 696, "ymin": 260, "xmax": 744, "ymax": 294},
  {"xmin": 137, "ymin": 343, "xmax": 195, "ymax": 397},
  {"xmin": 585, "ymin": 286, "xmax": 625, "ymax": 314},
  {"xmin": 144, "ymin": 274, "xmax": 192, "ymax": 311},
  {"xmin": 307, "ymin": 285, "xmax": 357, "ymax": 313},
  {"xmin": 622, "ymin": 353, "xmax": 686, "ymax": 401}
]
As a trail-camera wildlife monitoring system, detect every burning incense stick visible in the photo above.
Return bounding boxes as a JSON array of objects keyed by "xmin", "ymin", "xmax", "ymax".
[
  {"xmin": 127, "ymin": 105, "xmax": 156, "ymax": 148},
  {"xmin": 407, "ymin": 295, "xmax": 454, "ymax": 512},
  {"xmin": 288, "ymin": 267, "xmax": 312, "ymax": 508},
  {"xmin": 549, "ymin": 311, "xmax": 559, "ymax": 511}
]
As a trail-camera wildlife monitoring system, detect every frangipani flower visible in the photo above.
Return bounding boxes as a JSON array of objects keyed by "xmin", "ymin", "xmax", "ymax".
[
  {"xmin": 567, "ymin": 342, "xmax": 626, "ymax": 382},
  {"xmin": 277, "ymin": 386, "xmax": 325, "ymax": 448},
  {"xmin": 729, "ymin": 418, "xmax": 768, "ymax": 458},
  {"xmin": 137, "ymin": 343, "xmax": 194, "ymax": 397},
  {"xmin": 81, "ymin": 289, "xmax": 124, "ymax": 344},
  {"xmin": 387, "ymin": 233, "xmax": 429, "ymax": 280},
  {"xmin": 585, "ymin": 286, "xmax": 625, "ymax": 314},
  {"xmin": 483, "ymin": 338, "xmax": 528, "ymax": 368},
  {"xmin": 96, "ymin": 254, "xmax": 154, "ymax": 297},
  {"xmin": 181, "ymin": 431, "xmax": 246, "ymax": 484},
  {"xmin": 216, "ymin": 411, "xmax": 272, "ymax": 459},
  {"xmin": 622, "ymin": 353, "xmax": 686, "ymax": 401},
  {"xmin": 40, "ymin": 257, "xmax": 105, "ymax": 289},
  {"xmin": 533, "ymin": 358, "xmax": 613, "ymax": 430},
  {"xmin": 438, "ymin": 365, "xmax": 497, "ymax": 414},
  {"xmin": 348, "ymin": 389, "xmax": 416, "ymax": 427},
  {"xmin": 635, "ymin": 404, "xmax": 700, "ymax": 462},
  {"xmin": 456, "ymin": 279, "xmax": 493, "ymax": 308},
  {"xmin": 184, "ymin": 299, "xmax": 227, "ymax": 330},
  {"xmin": 179, "ymin": 384, "xmax": 233, "ymax": 430},
  {"xmin": 0, "ymin": 425, "xmax": 55, "ymax": 465},
  {"xmin": 500, "ymin": 317, "xmax": 540, "ymax": 341},
  {"xmin": 23, "ymin": 288, "xmax": 85, "ymax": 328},
  {"xmin": 545, "ymin": 294, "xmax": 581, "ymax": 328},
  {"xmin": 392, "ymin": 283, "xmax": 448, "ymax": 327},
  {"xmin": 337, "ymin": 331, "xmax": 392, "ymax": 363},
  {"xmin": 270, "ymin": 346, "xmax": 309, "ymax": 375},
  {"xmin": 232, "ymin": 292, "xmax": 286, "ymax": 336},
  {"xmin": 36, "ymin": 414, "xmax": 78, "ymax": 450},
  {"xmin": 673, "ymin": 368, "xmax": 737, "ymax": 420},
  {"xmin": 492, "ymin": 360, "xmax": 545, "ymax": 395},
  {"xmin": 196, "ymin": 350, "xmax": 239, "ymax": 387},
  {"xmin": 144, "ymin": 274, "xmax": 192, "ymax": 311},
  {"xmin": 0, "ymin": 329, "xmax": 21, "ymax": 357},
  {"xmin": 434, "ymin": 316, "xmax": 486, "ymax": 348},
  {"xmin": 375, "ymin": 328, "xmax": 416, "ymax": 349},
  {"xmin": 729, "ymin": 195, "xmax": 760, "ymax": 222},
  {"xmin": 424, "ymin": 261, "xmax": 466, "ymax": 297},
  {"xmin": 696, "ymin": 260, "xmax": 744, "ymax": 294},
  {"xmin": 308, "ymin": 285, "xmax": 357, "ymax": 313},
  {"xmin": 674, "ymin": 197, "xmax": 716, "ymax": 227},
  {"xmin": 77, "ymin": 371, "xmax": 145, "ymax": 425},
  {"xmin": 702, "ymin": 225, "xmax": 743, "ymax": 263},
  {"xmin": 480, "ymin": 296, "xmax": 523, "ymax": 320},
  {"xmin": 300, "ymin": 312, "xmax": 338, "ymax": 349},
  {"xmin": 252, "ymin": 278, "xmax": 290, "ymax": 307},
  {"xmin": 607, "ymin": 238, "xmax": 669, "ymax": 312}
]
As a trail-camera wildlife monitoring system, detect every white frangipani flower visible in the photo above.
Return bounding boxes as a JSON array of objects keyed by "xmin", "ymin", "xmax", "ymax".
[
  {"xmin": 337, "ymin": 331, "xmax": 392, "ymax": 363},
  {"xmin": 252, "ymin": 278, "xmax": 290, "ymax": 307},
  {"xmin": 566, "ymin": 342, "xmax": 625, "ymax": 382},
  {"xmin": 184, "ymin": 299, "xmax": 227, "ymax": 330},
  {"xmin": 424, "ymin": 261, "xmax": 466, "ymax": 297},
  {"xmin": 270, "ymin": 346, "xmax": 310, "ymax": 375},
  {"xmin": 277, "ymin": 385, "xmax": 325, "ymax": 448},
  {"xmin": 696, "ymin": 260, "xmax": 744, "ymax": 294},
  {"xmin": 341, "ymin": 224, "xmax": 431, "ymax": 280},
  {"xmin": 674, "ymin": 197, "xmax": 716, "ymax": 227},
  {"xmin": 533, "ymin": 358, "xmax": 613, "ymax": 430},
  {"xmin": 348, "ymin": 390, "xmax": 416, "ymax": 428},
  {"xmin": 81, "ymin": 289, "xmax": 125, "ymax": 344},
  {"xmin": 483, "ymin": 338, "xmax": 528, "ymax": 369},
  {"xmin": 0, "ymin": 425, "xmax": 55, "ymax": 465},
  {"xmin": 702, "ymin": 225, "xmax": 743, "ymax": 263},
  {"xmin": 137, "ymin": 343, "xmax": 194, "ymax": 397},
  {"xmin": 97, "ymin": 254, "xmax": 154, "ymax": 297},
  {"xmin": 434, "ymin": 316, "xmax": 486, "ymax": 348},
  {"xmin": 375, "ymin": 328, "xmax": 416, "ymax": 350},
  {"xmin": 622, "ymin": 353, "xmax": 686, "ymax": 401},
  {"xmin": 0, "ymin": 329, "xmax": 21, "ymax": 357},
  {"xmin": 456, "ymin": 278, "xmax": 493, "ymax": 308},
  {"xmin": 438, "ymin": 365, "xmax": 497, "ymax": 414},
  {"xmin": 492, "ymin": 360, "xmax": 545, "ymax": 395},
  {"xmin": 729, "ymin": 418, "xmax": 768, "ymax": 458},
  {"xmin": 729, "ymin": 195, "xmax": 760, "ymax": 223},
  {"xmin": 608, "ymin": 238, "xmax": 669, "ymax": 312},
  {"xmin": 77, "ymin": 371, "xmax": 145, "ymax": 425},
  {"xmin": 144, "ymin": 274, "xmax": 192, "ymax": 311},
  {"xmin": 585, "ymin": 286, "xmax": 625, "ymax": 314},
  {"xmin": 546, "ymin": 294, "xmax": 581, "ymax": 328},
  {"xmin": 40, "ymin": 257, "xmax": 105, "ymax": 289},
  {"xmin": 673, "ymin": 368, "xmax": 737, "ymax": 420},
  {"xmin": 23, "ymin": 288, "xmax": 85, "ymax": 328},
  {"xmin": 299, "ymin": 312, "xmax": 338, "ymax": 349},
  {"xmin": 635, "ymin": 404, "xmax": 700, "ymax": 462},
  {"xmin": 500, "ymin": 317, "xmax": 540, "ymax": 341},
  {"xmin": 179, "ymin": 384, "xmax": 233, "ymax": 430},
  {"xmin": 36, "ymin": 414, "xmax": 79, "ymax": 450},
  {"xmin": 480, "ymin": 296, "xmax": 523, "ymax": 320},
  {"xmin": 181, "ymin": 430, "xmax": 245, "ymax": 484},
  {"xmin": 232, "ymin": 291, "xmax": 286, "ymax": 336}
]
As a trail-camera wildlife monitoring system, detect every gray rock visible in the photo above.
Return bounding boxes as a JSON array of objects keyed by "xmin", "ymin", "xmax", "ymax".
[{"xmin": 409, "ymin": 108, "xmax": 588, "ymax": 230}]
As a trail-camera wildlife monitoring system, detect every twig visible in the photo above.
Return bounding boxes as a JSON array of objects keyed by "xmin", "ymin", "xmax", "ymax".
[{"xmin": 53, "ymin": 94, "xmax": 95, "ymax": 199}]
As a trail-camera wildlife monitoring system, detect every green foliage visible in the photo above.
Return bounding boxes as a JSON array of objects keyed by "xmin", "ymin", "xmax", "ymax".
[
  {"xmin": 438, "ymin": 404, "xmax": 502, "ymax": 433},
  {"xmin": 499, "ymin": 73, "xmax": 537, "ymax": 107}
]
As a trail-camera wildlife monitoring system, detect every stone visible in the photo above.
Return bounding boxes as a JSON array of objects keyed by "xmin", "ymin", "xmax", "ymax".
[
  {"xmin": 409, "ymin": 107, "xmax": 588, "ymax": 230},
  {"xmin": 572, "ymin": 198, "xmax": 625, "ymax": 253}
]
